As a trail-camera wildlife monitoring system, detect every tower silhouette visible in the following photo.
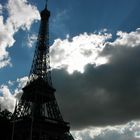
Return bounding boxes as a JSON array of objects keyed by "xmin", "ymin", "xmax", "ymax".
[{"xmin": 11, "ymin": 2, "xmax": 74, "ymax": 140}]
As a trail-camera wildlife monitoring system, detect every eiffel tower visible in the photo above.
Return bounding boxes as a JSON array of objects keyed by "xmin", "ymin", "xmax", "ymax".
[{"xmin": 11, "ymin": 1, "xmax": 74, "ymax": 140}]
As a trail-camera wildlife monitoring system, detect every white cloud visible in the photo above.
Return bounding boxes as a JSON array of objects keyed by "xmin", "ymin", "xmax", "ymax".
[
  {"xmin": 0, "ymin": 0, "xmax": 40, "ymax": 69},
  {"xmin": 0, "ymin": 58, "xmax": 11, "ymax": 68},
  {"xmin": 72, "ymin": 121, "xmax": 140, "ymax": 140},
  {"xmin": 14, "ymin": 76, "xmax": 28, "ymax": 94},
  {"xmin": 0, "ymin": 76, "xmax": 28, "ymax": 112},
  {"xmin": 50, "ymin": 32, "xmax": 112, "ymax": 73},
  {"xmin": 7, "ymin": 0, "xmax": 40, "ymax": 31},
  {"xmin": 8, "ymin": 80, "xmax": 14, "ymax": 86},
  {"xmin": 0, "ymin": 85, "xmax": 16, "ymax": 112},
  {"xmin": 110, "ymin": 28, "xmax": 140, "ymax": 47},
  {"xmin": 0, "ymin": 15, "xmax": 14, "ymax": 68},
  {"xmin": 27, "ymin": 34, "xmax": 37, "ymax": 48}
]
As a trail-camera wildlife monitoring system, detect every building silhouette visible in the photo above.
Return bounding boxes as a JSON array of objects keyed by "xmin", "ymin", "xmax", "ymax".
[{"xmin": 0, "ymin": 2, "xmax": 74, "ymax": 140}]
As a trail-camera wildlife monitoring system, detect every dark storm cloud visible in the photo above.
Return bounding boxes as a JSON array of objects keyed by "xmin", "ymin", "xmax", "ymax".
[{"xmin": 52, "ymin": 42, "xmax": 140, "ymax": 130}]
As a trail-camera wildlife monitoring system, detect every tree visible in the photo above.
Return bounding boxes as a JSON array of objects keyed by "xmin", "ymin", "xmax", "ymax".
[
  {"xmin": 0, "ymin": 108, "xmax": 12, "ymax": 140},
  {"xmin": 0, "ymin": 109, "xmax": 12, "ymax": 120}
]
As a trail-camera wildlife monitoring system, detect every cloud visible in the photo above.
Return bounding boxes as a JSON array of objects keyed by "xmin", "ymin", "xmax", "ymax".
[
  {"xmin": 50, "ymin": 28, "xmax": 140, "ymax": 129},
  {"xmin": 50, "ymin": 32, "xmax": 112, "ymax": 73},
  {"xmin": 27, "ymin": 34, "xmax": 37, "ymax": 48},
  {"xmin": 50, "ymin": 28, "xmax": 140, "ymax": 74},
  {"xmin": 111, "ymin": 28, "xmax": 140, "ymax": 47},
  {"xmin": 0, "ymin": 85, "xmax": 16, "ymax": 112},
  {"xmin": 72, "ymin": 121, "xmax": 140, "ymax": 140},
  {"xmin": 0, "ymin": 76, "xmax": 28, "ymax": 112},
  {"xmin": 0, "ymin": 15, "xmax": 13, "ymax": 68},
  {"xmin": 7, "ymin": 0, "xmax": 40, "ymax": 31},
  {"xmin": 0, "ymin": 0, "xmax": 40, "ymax": 68},
  {"xmin": 14, "ymin": 76, "xmax": 28, "ymax": 95}
]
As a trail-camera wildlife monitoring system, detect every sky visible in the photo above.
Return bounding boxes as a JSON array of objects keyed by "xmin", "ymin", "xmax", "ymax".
[{"xmin": 1, "ymin": 0, "xmax": 140, "ymax": 139}]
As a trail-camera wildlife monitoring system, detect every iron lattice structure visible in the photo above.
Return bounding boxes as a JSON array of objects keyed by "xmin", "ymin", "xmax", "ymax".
[
  {"xmin": 11, "ymin": 3, "xmax": 74, "ymax": 140},
  {"xmin": 29, "ymin": 3, "xmax": 52, "ymax": 86}
]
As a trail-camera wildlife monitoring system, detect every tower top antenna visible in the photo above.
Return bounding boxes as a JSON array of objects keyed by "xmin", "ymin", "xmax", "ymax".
[{"xmin": 45, "ymin": 0, "xmax": 48, "ymax": 8}]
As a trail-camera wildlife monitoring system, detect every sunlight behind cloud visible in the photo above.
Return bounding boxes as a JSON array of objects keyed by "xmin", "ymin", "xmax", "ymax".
[
  {"xmin": 50, "ymin": 28, "xmax": 140, "ymax": 74},
  {"xmin": 50, "ymin": 32, "xmax": 112, "ymax": 74}
]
